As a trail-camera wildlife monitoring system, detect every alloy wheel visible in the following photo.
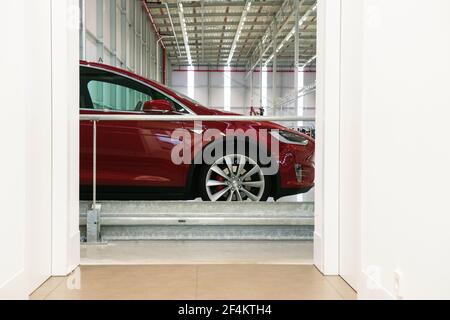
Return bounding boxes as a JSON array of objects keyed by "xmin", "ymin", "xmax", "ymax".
[{"xmin": 205, "ymin": 154, "xmax": 265, "ymax": 202}]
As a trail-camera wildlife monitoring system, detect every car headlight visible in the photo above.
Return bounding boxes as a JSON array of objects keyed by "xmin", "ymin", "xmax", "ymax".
[{"xmin": 270, "ymin": 130, "xmax": 309, "ymax": 146}]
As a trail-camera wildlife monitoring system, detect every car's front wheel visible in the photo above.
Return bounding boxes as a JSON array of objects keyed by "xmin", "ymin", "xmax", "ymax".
[{"xmin": 199, "ymin": 154, "xmax": 271, "ymax": 202}]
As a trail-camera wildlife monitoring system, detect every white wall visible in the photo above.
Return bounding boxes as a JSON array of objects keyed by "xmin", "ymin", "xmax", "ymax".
[
  {"xmin": 171, "ymin": 68, "xmax": 249, "ymax": 113},
  {"xmin": 318, "ymin": 0, "xmax": 450, "ymax": 298},
  {"xmin": 51, "ymin": 0, "xmax": 81, "ymax": 277},
  {"xmin": 357, "ymin": 0, "xmax": 450, "ymax": 299},
  {"xmin": 0, "ymin": 1, "xmax": 27, "ymax": 300},
  {"xmin": 0, "ymin": 0, "xmax": 80, "ymax": 299},
  {"xmin": 83, "ymin": 0, "xmax": 166, "ymax": 83},
  {"xmin": 314, "ymin": 0, "xmax": 341, "ymax": 276},
  {"xmin": 338, "ymin": 0, "xmax": 363, "ymax": 290},
  {"xmin": 25, "ymin": 0, "xmax": 53, "ymax": 293},
  {"xmin": 171, "ymin": 67, "xmax": 316, "ymax": 123}
]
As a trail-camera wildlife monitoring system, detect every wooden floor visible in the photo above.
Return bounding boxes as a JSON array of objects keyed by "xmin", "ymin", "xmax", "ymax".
[{"xmin": 30, "ymin": 265, "xmax": 356, "ymax": 300}]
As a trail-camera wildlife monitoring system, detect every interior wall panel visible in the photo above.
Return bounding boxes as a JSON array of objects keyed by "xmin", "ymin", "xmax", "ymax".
[
  {"xmin": 338, "ymin": 0, "xmax": 362, "ymax": 290},
  {"xmin": 24, "ymin": 0, "xmax": 53, "ymax": 294},
  {"xmin": 0, "ymin": 0, "xmax": 27, "ymax": 300},
  {"xmin": 171, "ymin": 70, "xmax": 316, "ymax": 116},
  {"xmin": 82, "ymin": 0, "xmax": 163, "ymax": 81}
]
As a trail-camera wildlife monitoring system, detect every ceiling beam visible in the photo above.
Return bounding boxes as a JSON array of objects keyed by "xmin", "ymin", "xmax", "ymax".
[
  {"xmin": 168, "ymin": 35, "xmax": 264, "ymax": 42},
  {"xmin": 170, "ymin": 58, "xmax": 314, "ymax": 64},
  {"xmin": 146, "ymin": 1, "xmax": 281, "ymax": 9},
  {"xmin": 144, "ymin": 0, "xmax": 316, "ymax": 67},
  {"xmin": 247, "ymin": 0, "xmax": 304, "ymax": 73},
  {"xmin": 162, "ymin": 36, "xmax": 316, "ymax": 46},
  {"xmin": 263, "ymin": 3, "xmax": 317, "ymax": 66},
  {"xmin": 166, "ymin": 28, "xmax": 267, "ymax": 35},
  {"xmin": 172, "ymin": 45, "xmax": 315, "ymax": 53},
  {"xmin": 248, "ymin": 1, "xmax": 317, "ymax": 75},
  {"xmin": 165, "ymin": 26, "xmax": 316, "ymax": 34},
  {"xmin": 151, "ymin": 12, "xmax": 275, "ymax": 19},
  {"xmin": 157, "ymin": 21, "xmax": 270, "ymax": 27}
]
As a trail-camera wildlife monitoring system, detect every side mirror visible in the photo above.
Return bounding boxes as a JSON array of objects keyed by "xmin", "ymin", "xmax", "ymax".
[{"xmin": 143, "ymin": 99, "xmax": 173, "ymax": 113}]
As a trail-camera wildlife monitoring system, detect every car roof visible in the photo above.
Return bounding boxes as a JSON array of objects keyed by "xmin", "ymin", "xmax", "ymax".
[{"xmin": 79, "ymin": 60, "xmax": 218, "ymax": 116}]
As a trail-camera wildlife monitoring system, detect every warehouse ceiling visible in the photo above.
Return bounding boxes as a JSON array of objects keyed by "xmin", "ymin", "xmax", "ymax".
[{"xmin": 145, "ymin": 0, "xmax": 317, "ymax": 68}]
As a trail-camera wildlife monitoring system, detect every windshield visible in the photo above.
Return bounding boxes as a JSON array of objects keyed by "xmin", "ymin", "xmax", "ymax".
[{"xmin": 158, "ymin": 83, "xmax": 204, "ymax": 106}]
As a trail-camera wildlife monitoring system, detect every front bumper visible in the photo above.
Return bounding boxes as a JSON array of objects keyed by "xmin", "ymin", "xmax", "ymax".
[{"xmin": 274, "ymin": 142, "xmax": 315, "ymax": 199}]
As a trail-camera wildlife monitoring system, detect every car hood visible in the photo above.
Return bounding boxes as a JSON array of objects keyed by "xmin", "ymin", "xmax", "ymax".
[{"xmin": 189, "ymin": 104, "xmax": 312, "ymax": 140}]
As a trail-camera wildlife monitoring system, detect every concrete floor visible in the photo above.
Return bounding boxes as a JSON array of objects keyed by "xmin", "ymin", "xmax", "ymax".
[
  {"xmin": 81, "ymin": 240, "xmax": 314, "ymax": 265},
  {"xmin": 30, "ymin": 265, "xmax": 356, "ymax": 300}
]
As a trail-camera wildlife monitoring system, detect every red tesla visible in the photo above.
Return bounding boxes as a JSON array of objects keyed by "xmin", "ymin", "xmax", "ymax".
[{"xmin": 80, "ymin": 61, "xmax": 315, "ymax": 201}]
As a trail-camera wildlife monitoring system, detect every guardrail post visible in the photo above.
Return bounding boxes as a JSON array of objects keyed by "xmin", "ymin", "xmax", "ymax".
[
  {"xmin": 87, "ymin": 120, "xmax": 102, "ymax": 243},
  {"xmin": 86, "ymin": 206, "xmax": 101, "ymax": 243}
]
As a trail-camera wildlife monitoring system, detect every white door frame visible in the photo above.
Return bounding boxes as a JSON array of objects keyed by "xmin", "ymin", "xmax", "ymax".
[
  {"xmin": 50, "ymin": 0, "xmax": 81, "ymax": 277},
  {"xmin": 53, "ymin": 0, "xmax": 347, "ymax": 280},
  {"xmin": 313, "ymin": 0, "xmax": 341, "ymax": 276}
]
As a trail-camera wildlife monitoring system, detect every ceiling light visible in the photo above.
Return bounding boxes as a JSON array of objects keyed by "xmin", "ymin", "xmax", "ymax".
[
  {"xmin": 227, "ymin": 0, "xmax": 252, "ymax": 65},
  {"xmin": 178, "ymin": 1, "xmax": 192, "ymax": 65},
  {"xmin": 302, "ymin": 55, "xmax": 317, "ymax": 69}
]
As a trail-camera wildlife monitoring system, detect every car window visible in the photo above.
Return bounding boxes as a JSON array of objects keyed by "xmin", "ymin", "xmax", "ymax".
[
  {"xmin": 80, "ymin": 66, "xmax": 190, "ymax": 114},
  {"xmin": 87, "ymin": 80, "xmax": 152, "ymax": 111}
]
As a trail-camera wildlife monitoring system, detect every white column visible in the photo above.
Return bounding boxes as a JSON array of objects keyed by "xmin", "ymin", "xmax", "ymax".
[
  {"xmin": 110, "ymin": 0, "xmax": 117, "ymax": 66},
  {"xmin": 294, "ymin": 0, "xmax": 300, "ymax": 110},
  {"xmin": 120, "ymin": 0, "xmax": 127, "ymax": 68},
  {"xmin": 51, "ymin": 0, "xmax": 81, "ymax": 276},
  {"xmin": 272, "ymin": 24, "xmax": 278, "ymax": 110},
  {"xmin": 250, "ymin": 70, "xmax": 254, "ymax": 109},
  {"xmin": 25, "ymin": 0, "xmax": 53, "ymax": 294},
  {"xmin": 338, "ymin": 0, "xmax": 363, "ymax": 291},
  {"xmin": 0, "ymin": 0, "xmax": 27, "ymax": 300},
  {"xmin": 79, "ymin": 0, "xmax": 86, "ymax": 59},
  {"xmin": 314, "ymin": 0, "xmax": 341, "ymax": 276},
  {"xmin": 259, "ymin": 47, "xmax": 263, "ymax": 109},
  {"xmin": 207, "ymin": 65, "xmax": 212, "ymax": 106},
  {"xmin": 156, "ymin": 41, "xmax": 160, "ymax": 82},
  {"xmin": 96, "ymin": 0, "xmax": 104, "ymax": 62}
]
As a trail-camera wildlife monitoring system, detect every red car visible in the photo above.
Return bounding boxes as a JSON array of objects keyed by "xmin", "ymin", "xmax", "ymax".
[{"xmin": 80, "ymin": 61, "xmax": 315, "ymax": 202}]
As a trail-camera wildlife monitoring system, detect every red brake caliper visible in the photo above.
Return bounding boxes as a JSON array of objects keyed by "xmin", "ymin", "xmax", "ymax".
[{"xmin": 216, "ymin": 174, "xmax": 226, "ymax": 191}]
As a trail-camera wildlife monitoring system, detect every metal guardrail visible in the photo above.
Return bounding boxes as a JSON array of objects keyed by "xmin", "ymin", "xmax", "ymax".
[
  {"xmin": 80, "ymin": 215, "xmax": 314, "ymax": 227},
  {"xmin": 79, "ymin": 201, "xmax": 314, "ymax": 226},
  {"xmin": 80, "ymin": 114, "xmax": 316, "ymax": 242},
  {"xmin": 80, "ymin": 115, "xmax": 316, "ymax": 122}
]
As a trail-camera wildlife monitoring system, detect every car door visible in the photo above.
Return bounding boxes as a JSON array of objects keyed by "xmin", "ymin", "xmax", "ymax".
[
  {"xmin": 80, "ymin": 66, "xmax": 188, "ymax": 194},
  {"xmin": 140, "ymin": 87, "xmax": 198, "ymax": 188}
]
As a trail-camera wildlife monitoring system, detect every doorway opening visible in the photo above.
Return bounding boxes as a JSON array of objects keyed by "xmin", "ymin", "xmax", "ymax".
[{"xmin": 78, "ymin": 0, "xmax": 318, "ymax": 268}]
